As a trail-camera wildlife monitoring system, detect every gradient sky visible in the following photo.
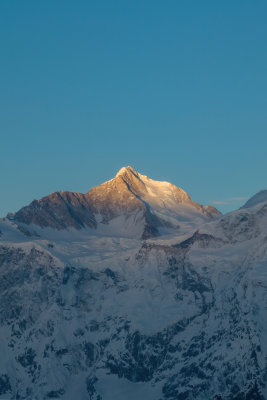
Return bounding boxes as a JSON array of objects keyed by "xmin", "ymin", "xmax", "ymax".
[{"xmin": 1, "ymin": 0, "xmax": 267, "ymax": 216}]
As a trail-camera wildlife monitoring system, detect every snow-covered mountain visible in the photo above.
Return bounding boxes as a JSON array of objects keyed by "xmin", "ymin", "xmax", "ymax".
[
  {"xmin": 241, "ymin": 190, "xmax": 267, "ymax": 210},
  {"xmin": 0, "ymin": 168, "xmax": 266, "ymax": 400},
  {"xmin": 9, "ymin": 166, "xmax": 220, "ymax": 239}
]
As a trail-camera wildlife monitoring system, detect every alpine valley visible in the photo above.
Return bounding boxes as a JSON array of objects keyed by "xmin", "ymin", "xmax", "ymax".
[{"xmin": 0, "ymin": 167, "xmax": 266, "ymax": 400}]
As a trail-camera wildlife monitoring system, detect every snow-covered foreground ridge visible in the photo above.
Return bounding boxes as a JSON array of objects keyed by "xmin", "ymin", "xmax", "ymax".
[{"xmin": 0, "ymin": 167, "xmax": 266, "ymax": 400}]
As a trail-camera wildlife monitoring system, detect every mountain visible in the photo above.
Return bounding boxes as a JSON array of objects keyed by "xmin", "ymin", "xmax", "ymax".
[
  {"xmin": 9, "ymin": 166, "xmax": 220, "ymax": 239},
  {"xmin": 0, "ymin": 170, "xmax": 266, "ymax": 400},
  {"xmin": 241, "ymin": 190, "xmax": 267, "ymax": 209}
]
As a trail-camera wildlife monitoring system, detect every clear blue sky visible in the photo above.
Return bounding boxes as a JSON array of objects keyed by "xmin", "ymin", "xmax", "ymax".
[{"xmin": 1, "ymin": 0, "xmax": 267, "ymax": 216}]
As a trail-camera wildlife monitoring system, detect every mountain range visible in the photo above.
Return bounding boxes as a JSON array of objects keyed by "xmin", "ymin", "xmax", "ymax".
[{"xmin": 0, "ymin": 167, "xmax": 266, "ymax": 400}]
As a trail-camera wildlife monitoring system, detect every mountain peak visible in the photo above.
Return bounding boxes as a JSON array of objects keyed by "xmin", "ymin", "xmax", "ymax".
[
  {"xmin": 10, "ymin": 166, "xmax": 221, "ymax": 237},
  {"xmin": 115, "ymin": 166, "xmax": 138, "ymax": 178}
]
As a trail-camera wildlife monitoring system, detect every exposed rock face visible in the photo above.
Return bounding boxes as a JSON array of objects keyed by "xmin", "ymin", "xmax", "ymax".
[
  {"xmin": 12, "ymin": 191, "xmax": 97, "ymax": 230},
  {"xmin": 10, "ymin": 166, "xmax": 220, "ymax": 239}
]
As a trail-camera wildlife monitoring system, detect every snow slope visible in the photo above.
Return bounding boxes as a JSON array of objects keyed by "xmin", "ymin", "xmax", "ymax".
[{"xmin": 241, "ymin": 190, "xmax": 267, "ymax": 210}]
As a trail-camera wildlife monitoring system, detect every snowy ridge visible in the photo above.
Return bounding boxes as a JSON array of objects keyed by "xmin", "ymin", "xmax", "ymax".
[{"xmin": 241, "ymin": 190, "xmax": 267, "ymax": 210}]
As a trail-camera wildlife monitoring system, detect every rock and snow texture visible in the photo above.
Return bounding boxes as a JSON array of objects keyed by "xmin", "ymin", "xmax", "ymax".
[
  {"xmin": 241, "ymin": 190, "xmax": 267, "ymax": 210},
  {"xmin": 10, "ymin": 167, "xmax": 220, "ymax": 239},
  {"xmin": 0, "ymin": 172, "xmax": 266, "ymax": 399}
]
